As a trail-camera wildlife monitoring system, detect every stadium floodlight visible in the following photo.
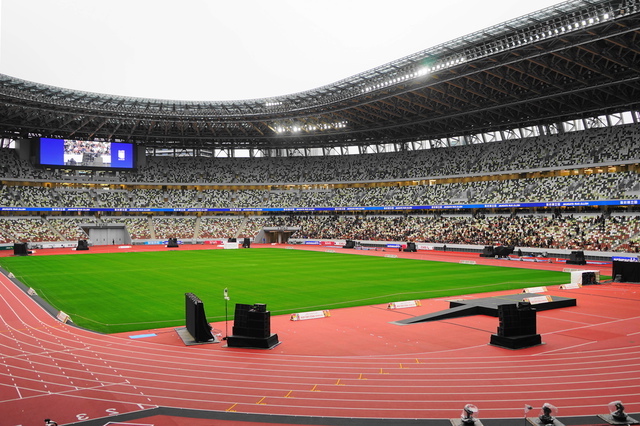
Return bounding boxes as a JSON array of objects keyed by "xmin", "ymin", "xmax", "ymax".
[{"xmin": 361, "ymin": 65, "xmax": 435, "ymax": 94}]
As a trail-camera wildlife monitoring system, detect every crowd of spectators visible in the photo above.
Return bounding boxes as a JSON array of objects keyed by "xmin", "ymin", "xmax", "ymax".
[
  {"xmin": 1, "ymin": 123, "xmax": 640, "ymax": 252},
  {"xmin": 0, "ymin": 212, "xmax": 639, "ymax": 253},
  {"xmin": 239, "ymin": 217, "xmax": 274, "ymax": 239},
  {"xmin": 1, "ymin": 124, "xmax": 640, "ymax": 185},
  {"xmin": 96, "ymin": 189, "xmax": 130, "ymax": 208},
  {"xmin": 130, "ymin": 189, "xmax": 165, "ymax": 209},
  {"xmin": 152, "ymin": 217, "xmax": 197, "ymax": 240},
  {"xmin": 123, "ymin": 124, "xmax": 640, "ymax": 184},
  {"xmin": 198, "ymin": 217, "xmax": 242, "ymax": 239},
  {"xmin": 0, "ymin": 217, "xmax": 61, "ymax": 242},
  {"xmin": 47, "ymin": 217, "xmax": 93, "ymax": 240},
  {"xmin": 0, "ymin": 170, "xmax": 636, "ymax": 210},
  {"xmin": 288, "ymin": 213, "xmax": 640, "ymax": 252}
]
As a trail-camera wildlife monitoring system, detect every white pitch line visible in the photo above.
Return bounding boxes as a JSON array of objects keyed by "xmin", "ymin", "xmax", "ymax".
[
  {"xmin": 532, "ymin": 340, "xmax": 596, "ymax": 356},
  {"xmin": 546, "ymin": 314, "xmax": 640, "ymax": 335},
  {"xmin": 14, "ymin": 383, "xmax": 22, "ymax": 399}
]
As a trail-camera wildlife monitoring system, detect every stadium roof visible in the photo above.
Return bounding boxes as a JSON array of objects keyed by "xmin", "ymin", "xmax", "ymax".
[{"xmin": 0, "ymin": 0, "xmax": 638, "ymax": 151}]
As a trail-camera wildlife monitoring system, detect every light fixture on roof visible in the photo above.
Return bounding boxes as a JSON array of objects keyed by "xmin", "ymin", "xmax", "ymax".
[{"xmin": 274, "ymin": 120, "xmax": 348, "ymax": 134}]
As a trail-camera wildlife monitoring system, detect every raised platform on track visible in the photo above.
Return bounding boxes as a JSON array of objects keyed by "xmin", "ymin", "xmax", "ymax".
[{"xmin": 392, "ymin": 293, "xmax": 576, "ymax": 325}]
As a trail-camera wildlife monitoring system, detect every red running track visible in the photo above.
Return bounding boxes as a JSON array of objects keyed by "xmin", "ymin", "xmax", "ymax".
[{"xmin": 0, "ymin": 244, "xmax": 639, "ymax": 425}]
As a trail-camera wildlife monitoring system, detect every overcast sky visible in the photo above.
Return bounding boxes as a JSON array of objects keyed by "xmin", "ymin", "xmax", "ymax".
[{"xmin": 0, "ymin": 0, "xmax": 564, "ymax": 101}]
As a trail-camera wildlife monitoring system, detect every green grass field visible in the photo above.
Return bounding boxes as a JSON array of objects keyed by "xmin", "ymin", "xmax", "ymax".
[{"xmin": 0, "ymin": 248, "xmax": 572, "ymax": 333}]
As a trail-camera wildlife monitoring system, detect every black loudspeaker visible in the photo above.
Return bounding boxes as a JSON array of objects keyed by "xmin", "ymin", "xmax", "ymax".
[
  {"xmin": 185, "ymin": 293, "xmax": 214, "ymax": 342},
  {"xmin": 581, "ymin": 271, "xmax": 598, "ymax": 285},
  {"xmin": 228, "ymin": 238, "xmax": 237, "ymax": 243},
  {"xmin": 242, "ymin": 238, "xmax": 251, "ymax": 248},
  {"xmin": 13, "ymin": 243, "xmax": 29, "ymax": 256},
  {"xmin": 567, "ymin": 250, "xmax": 586, "ymax": 265},
  {"xmin": 167, "ymin": 237, "xmax": 179, "ymax": 248},
  {"xmin": 76, "ymin": 239, "xmax": 89, "ymax": 250},
  {"xmin": 232, "ymin": 303, "xmax": 270, "ymax": 338},
  {"xmin": 403, "ymin": 242, "xmax": 417, "ymax": 252},
  {"xmin": 496, "ymin": 303, "xmax": 537, "ymax": 336},
  {"xmin": 343, "ymin": 240, "xmax": 355, "ymax": 249},
  {"xmin": 227, "ymin": 303, "xmax": 280, "ymax": 349},
  {"xmin": 480, "ymin": 246, "xmax": 495, "ymax": 257},
  {"xmin": 612, "ymin": 260, "xmax": 640, "ymax": 283},
  {"xmin": 490, "ymin": 302, "xmax": 541, "ymax": 349},
  {"xmin": 494, "ymin": 246, "xmax": 514, "ymax": 258},
  {"xmin": 253, "ymin": 303, "xmax": 267, "ymax": 312}
]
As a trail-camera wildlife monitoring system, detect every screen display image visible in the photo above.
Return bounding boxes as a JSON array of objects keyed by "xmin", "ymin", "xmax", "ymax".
[{"xmin": 39, "ymin": 138, "xmax": 134, "ymax": 169}]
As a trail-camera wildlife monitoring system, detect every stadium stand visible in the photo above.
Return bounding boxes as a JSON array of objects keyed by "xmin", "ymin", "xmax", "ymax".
[{"xmin": 1, "ymin": 123, "xmax": 640, "ymax": 254}]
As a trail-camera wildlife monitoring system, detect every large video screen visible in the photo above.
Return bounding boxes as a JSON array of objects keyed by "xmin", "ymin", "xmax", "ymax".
[{"xmin": 38, "ymin": 138, "xmax": 135, "ymax": 169}]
